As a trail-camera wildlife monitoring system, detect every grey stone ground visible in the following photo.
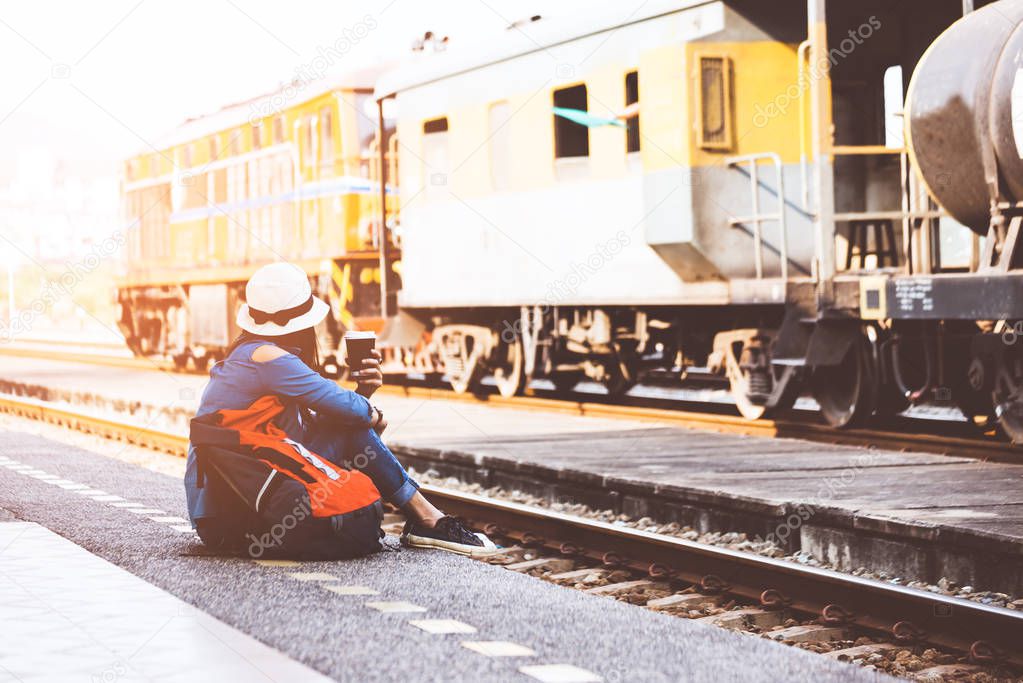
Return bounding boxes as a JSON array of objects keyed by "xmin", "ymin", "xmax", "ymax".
[{"xmin": 0, "ymin": 429, "xmax": 891, "ymax": 683}]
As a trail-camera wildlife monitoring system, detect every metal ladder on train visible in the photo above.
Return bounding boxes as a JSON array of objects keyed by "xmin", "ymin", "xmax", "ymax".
[{"xmin": 725, "ymin": 152, "xmax": 790, "ymax": 281}]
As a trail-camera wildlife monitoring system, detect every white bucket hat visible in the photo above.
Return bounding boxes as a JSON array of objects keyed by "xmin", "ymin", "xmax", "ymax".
[{"xmin": 236, "ymin": 262, "xmax": 330, "ymax": 336}]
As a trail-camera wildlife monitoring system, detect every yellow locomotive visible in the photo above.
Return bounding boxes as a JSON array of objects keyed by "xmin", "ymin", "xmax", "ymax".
[{"xmin": 117, "ymin": 69, "xmax": 397, "ymax": 372}]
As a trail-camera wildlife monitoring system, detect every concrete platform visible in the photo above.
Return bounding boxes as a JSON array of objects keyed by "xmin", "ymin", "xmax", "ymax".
[
  {"xmin": 0, "ymin": 354, "xmax": 1021, "ymax": 595},
  {"xmin": 0, "ymin": 429, "xmax": 884, "ymax": 683}
]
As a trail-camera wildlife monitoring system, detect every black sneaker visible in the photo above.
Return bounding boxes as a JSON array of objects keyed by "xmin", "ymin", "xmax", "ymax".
[{"xmin": 400, "ymin": 516, "xmax": 497, "ymax": 556}]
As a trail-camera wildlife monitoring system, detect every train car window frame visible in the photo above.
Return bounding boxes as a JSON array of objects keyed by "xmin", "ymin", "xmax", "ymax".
[
  {"xmin": 252, "ymin": 122, "xmax": 262, "ymax": 151},
  {"xmin": 695, "ymin": 53, "xmax": 734, "ymax": 151},
  {"xmin": 320, "ymin": 105, "xmax": 335, "ymax": 168},
  {"xmin": 423, "ymin": 117, "xmax": 448, "ymax": 134},
  {"xmin": 625, "ymin": 70, "xmax": 640, "ymax": 154},
  {"xmin": 552, "ymin": 83, "xmax": 590, "ymax": 159},
  {"xmin": 273, "ymin": 116, "xmax": 285, "ymax": 145},
  {"xmin": 305, "ymin": 117, "xmax": 316, "ymax": 168},
  {"xmin": 487, "ymin": 101, "xmax": 512, "ymax": 192},
  {"xmin": 422, "ymin": 117, "xmax": 449, "ymax": 200}
]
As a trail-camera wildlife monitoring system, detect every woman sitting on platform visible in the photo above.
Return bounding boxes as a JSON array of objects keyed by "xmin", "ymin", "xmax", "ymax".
[{"xmin": 185, "ymin": 262, "xmax": 493, "ymax": 557}]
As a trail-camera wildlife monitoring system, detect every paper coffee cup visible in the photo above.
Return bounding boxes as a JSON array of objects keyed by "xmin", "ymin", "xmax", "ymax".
[{"xmin": 343, "ymin": 330, "xmax": 376, "ymax": 371}]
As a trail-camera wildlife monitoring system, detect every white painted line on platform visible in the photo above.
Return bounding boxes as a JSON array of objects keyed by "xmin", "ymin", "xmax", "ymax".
[
  {"xmin": 149, "ymin": 516, "xmax": 190, "ymax": 524},
  {"xmin": 461, "ymin": 641, "xmax": 536, "ymax": 657},
  {"xmin": 58, "ymin": 483, "xmax": 88, "ymax": 490},
  {"xmin": 520, "ymin": 664, "xmax": 603, "ymax": 683},
  {"xmin": 286, "ymin": 572, "xmax": 339, "ymax": 582},
  {"xmin": 409, "ymin": 619, "xmax": 477, "ymax": 634},
  {"xmin": 125, "ymin": 508, "xmax": 165, "ymax": 515},
  {"xmin": 92, "ymin": 495, "xmax": 125, "ymax": 502},
  {"xmin": 253, "ymin": 559, "xmax": 303, "ymax": 568},
  {"xmin": 74, "ymin": 489, "xmax": 108, "ymax": 496},
  {"xmin": 170, "ymin": 525, "xmax": 196, "ymax": 533},
  {"xmin": 49, "ymin": 479, "xmax": 76, "ymax": 485},
  {"xmin": 109, "ymin": 501, "xmax": 146, "ymax": 508},
  {"xmin": 365, "ymin": 601, "xmax": 428, "ymax": 613},
  {"xmin": 323, "ymin": 585, "xmax": 379, "ymax": 596}
]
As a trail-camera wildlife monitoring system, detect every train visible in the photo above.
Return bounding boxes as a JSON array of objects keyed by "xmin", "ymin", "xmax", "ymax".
[{"xmin": 117, "ymin": 0, "xmax": 1023, "ymax": 442}]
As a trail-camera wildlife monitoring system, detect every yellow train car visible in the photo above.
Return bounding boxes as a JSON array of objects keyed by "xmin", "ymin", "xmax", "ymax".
[{"xmin": 117, "ymin": 69, "xmax": 398, "ymax": 370}]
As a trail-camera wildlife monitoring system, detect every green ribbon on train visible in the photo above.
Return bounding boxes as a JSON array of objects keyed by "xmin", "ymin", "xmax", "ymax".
[{"xmin": 552, "ymin": 107, "xmax": 626, "ymax": 128}]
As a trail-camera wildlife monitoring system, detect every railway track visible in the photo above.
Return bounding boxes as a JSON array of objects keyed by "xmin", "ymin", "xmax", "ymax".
[
  {"xmin": 0, "ymin": 391, "xmax": 1020, "ymax": 677},
  {"xmin": 1, "ymin": 341, "xmax": 1019, "ymax": 463}
]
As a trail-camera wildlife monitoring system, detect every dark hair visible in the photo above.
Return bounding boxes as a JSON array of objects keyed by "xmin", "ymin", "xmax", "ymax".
[{"xmin": 225, "ymin": 327, "xmax": 321, "ymax": 373}]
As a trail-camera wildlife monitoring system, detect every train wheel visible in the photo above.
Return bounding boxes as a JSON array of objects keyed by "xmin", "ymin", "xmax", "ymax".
[
  {"xmin": 991, "ymin": 352, "xmax": 1023, "ymax": 443},
  {"xmin": 550, "ymin": 370, "xmax": 583, "ymax": 393},
  {"xmin": 491, "ymin": 337, "xmax": 525, "ymax": 398},
  {"xmin": 447, "ymin": 343, "xmax": 484, "ymax": 395},
  {"xmin": 810, "ymin": 338, "xmax": 877, "ymax": 428},
  {"xmin": 723, "ymin": 337, "xmax": 769, "ymax": 420}
]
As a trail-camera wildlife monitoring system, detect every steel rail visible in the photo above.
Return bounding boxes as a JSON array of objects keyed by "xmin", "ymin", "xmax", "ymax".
[{"xmin": 0, "ymin": 392, "xmax": 1020, "ymax": 666}]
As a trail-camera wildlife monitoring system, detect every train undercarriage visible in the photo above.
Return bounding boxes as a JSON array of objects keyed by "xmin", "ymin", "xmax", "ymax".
[{"xmin": 395, "ymin": 282, "xmax": 1023, "ymax": 445}]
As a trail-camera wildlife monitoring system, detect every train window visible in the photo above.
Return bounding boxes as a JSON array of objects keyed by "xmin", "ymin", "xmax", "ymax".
[
  {"xmin": 209, "ymin": 137, "xmax": 219, "ymax": 163},
  {"xmin": 422, "ymin": 117, "xmax": 449, "ymax": 200},
  {"xmin": 423, "ymin": 117, "xmax": 448, "ymax": 134},
  {"xmin": 181, "ymin": 143, "xmax": 193, "ymax": 169},
  {"xmin": 488, "ymin": 101, "xmax": 511, "ymax": 191},
  {"xmin": 696, "ymin": 54, "xmax": 733, "ymax": 150},
  {"xmin": 273, "ymin": 116, "xmax": 285, "ymax": 144},
  {"xmin": 229, "ymin": 132, "xmax": 241, "ymax": 157},
  {"xmin": 320, "ymin": 106, "xmax": 334, "ymax": 166},
  {"xmin": 553, "ymin": 84, "xmax": 589, "ymax": 158},
  {"xmin": 625, "ymin": 71, "xmax": 640, "ymax": 154},
  {"xmin": 252, "ymin": 123, "xmax": 262, "ymax": 151},
  {"xmin": 883, "ymin": 65, "xmax": 904, "ymax": 149},
  {"xmin": 304, "ymin": 117, "xmax": 315, "ymax": 166}
]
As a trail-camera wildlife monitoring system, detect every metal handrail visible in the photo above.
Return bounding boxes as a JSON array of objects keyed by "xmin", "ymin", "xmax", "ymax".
[{"xmin": 725, "ymin": 153, "xmax": 789, "ymax": 281}]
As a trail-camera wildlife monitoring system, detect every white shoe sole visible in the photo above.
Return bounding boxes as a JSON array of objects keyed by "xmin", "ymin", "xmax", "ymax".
[{"xmin": 402, "ymin": 532, "xmax": 498, "ymax": 558}]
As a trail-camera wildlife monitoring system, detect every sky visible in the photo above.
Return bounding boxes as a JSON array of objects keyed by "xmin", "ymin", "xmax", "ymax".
[{"xmin": 0, "ymin": 0, "xmax": 560, "ymax": 181}]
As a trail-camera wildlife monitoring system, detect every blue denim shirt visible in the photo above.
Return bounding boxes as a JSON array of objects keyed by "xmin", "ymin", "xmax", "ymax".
[{"xmin": 184, "ymin": 340, "xmax": 374, "ymax": 523}]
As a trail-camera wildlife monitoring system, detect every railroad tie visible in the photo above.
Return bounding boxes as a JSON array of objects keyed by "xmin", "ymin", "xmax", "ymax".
[
  {"xmin": 697, "ymin": 608, "xmax": 786, "ymax": 630},
  {"xmin": 504, "ymin": 557, "xmax": 575, "ymax": 573},
  {"xmin": 547, "ymin": 567, "xmax": 610, "ymax": 582},
  {"xmin": 913, "ymin": 664, "xmax": 992, "ymax": 680},
  {"xmin": 767, "ymin": 624, "xmax": 847, "ymax": 644},
  {"xmin": 584, "ymin": 579, "xmax": 657, "ymax": 596},
  {"xmin": 646, "ymin": 593, "xmax": 721, "ymax": 610},
  {"xmin": 824, "ymin": 643, "xmax": 899, "ymax": 662}
]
